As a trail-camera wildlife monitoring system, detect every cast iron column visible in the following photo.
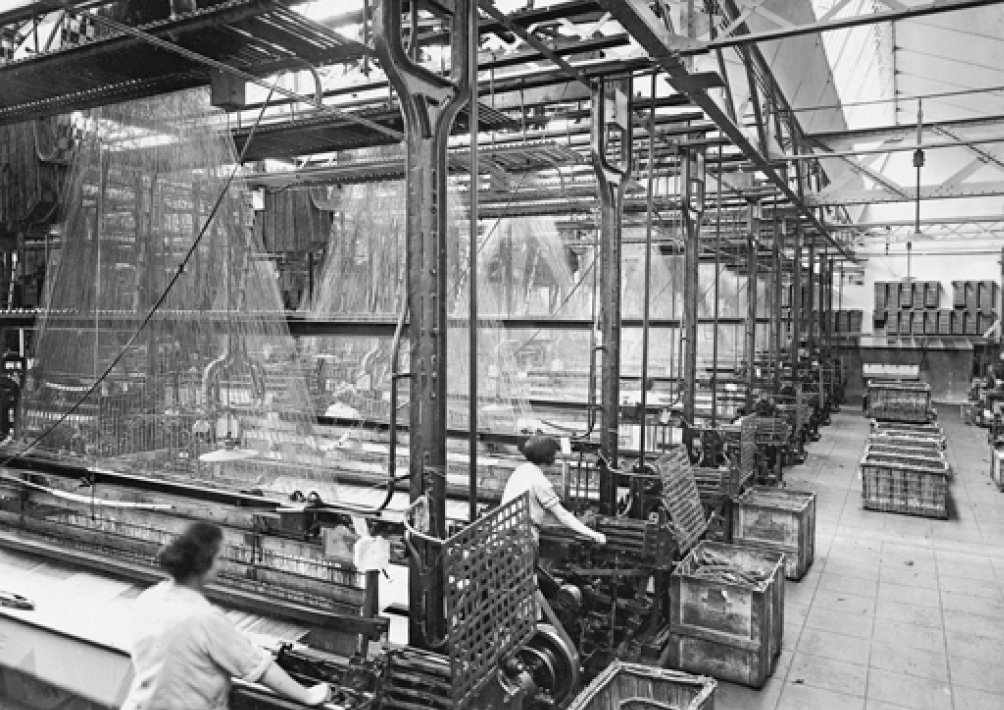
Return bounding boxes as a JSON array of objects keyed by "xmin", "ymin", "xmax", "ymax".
[
  {"xmin": 592, "ymin": 78, "xmax": 632, "ymax": 515},
  {"xmin": 790, "ymin": 221, "xmax": 802, "ymax": 390},
  {"xmin": 374, "ymin": 0, "xmax": 470, "ymax": 649},
  {"xmin": 681, "ymin": 147, "xmax": 706, "ymax": 425},
  {"xmin": 745, "ymin": 202, "xmax": 760, "ymax": 414}
]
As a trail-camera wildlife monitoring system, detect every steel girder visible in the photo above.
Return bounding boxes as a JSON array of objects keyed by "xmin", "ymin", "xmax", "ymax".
[{"xmin": 593, "ymin": 0, "xmax": 853, "ymax": 261}]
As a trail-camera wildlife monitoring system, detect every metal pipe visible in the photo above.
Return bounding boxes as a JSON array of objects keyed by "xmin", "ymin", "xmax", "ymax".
[
  {"xmin": 468, "ymin": 3, "xmax": 480, "ymax": 525},
  {"xmin": 711, "ymin": 145, "xmax": 723, "ymax": 426},
  {"xmin": 772, "ymin": 206, "xmax": 782, "ymax": 393},
  {"xmin": 639, "ymin": 71, "xmax": 657, "ymax": 465},
  {"xmin": 745, "ymin": 203, "xmax": 759, "ymax": 413}
]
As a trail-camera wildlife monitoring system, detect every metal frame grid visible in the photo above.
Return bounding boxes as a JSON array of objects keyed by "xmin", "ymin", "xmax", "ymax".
[
  {"xmin": 443, "ymin": 493, "xmax": 536, "ymax": 710},
  {"xmin": 655, "ymin": 448, "xmax": 708, "ymax": 555}
]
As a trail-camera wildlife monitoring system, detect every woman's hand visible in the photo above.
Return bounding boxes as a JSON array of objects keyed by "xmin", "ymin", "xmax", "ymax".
[{"xmin": 303, "ymin": 684, "xmax": 333, "ymax": 706}]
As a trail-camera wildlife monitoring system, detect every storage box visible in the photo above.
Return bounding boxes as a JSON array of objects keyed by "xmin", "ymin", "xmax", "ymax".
[
  {"xmin": 924, "ymin": 282, "xmax": 940, "ymax": 309},
  {"xmin": 979, "ymin": 311, "xmax": 997, "ymax": 336},
  {"xmin": 898, "ymin": 312, "xmax": 912, "ymax": 335},
  {"xmin": 938, "ymin": 310, "xmax": 952, "ymax": 335},
  {"xmin": 992, "ymin": 449, "xmax": 1004, "ymax": 492},
  {"xmin": 912, "ymin": 284, "xmax": 926, "ymax": 310},
  {"xmin": 966, "ymin": 282, "xmax": 980, "ymax": 313},
  {"xmin": 953, "ymin": 281, "xmax": 966, "ymax": 309},
  {"xmin": 874, "ymin": 283, "xmax": 887, "ymax": 311},
  {"xmin": 866, "ymin": 381, "xmax": 932, "ymax": 423},
  {"xmin": 861, "ymin": 456, "xmax": 949, "ymax": 519},
  {"xmin": 912, "ymin": 311, "xmax": 926, "ymax": 335},
  {"xmin": 964, "ymin": 311, "xmax": 978, "ymax": 336},
  {"xmin": 567, "ymin": 661, "xmax": 716, "ymax": 710},
  {"xmin": 732, "ymin": 487, "xmax": 815, "ymax": 580},
  {"xmin": 979, "ymin": 280, "xmax": 999, "ymax": 312},
  {"xmin": 665, "ymin": 541, "xmax": 785, "ymax": 688},
  {"xmin": 899, "ymin": 283, "xmax": 914, "ymax": 308},
  {"xmin": 952, "ymin": 310, "xmax": 965, "ymax": 335}
]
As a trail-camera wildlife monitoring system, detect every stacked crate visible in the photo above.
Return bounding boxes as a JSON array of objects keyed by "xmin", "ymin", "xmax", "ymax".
[
  {"xmin": 866, "ymin": 380, "xmax": 933, "ymax": 423},
  {"xmin": 861, "ymin": 419, "xmax": 949, "ymax": 519},
  {"xmin": 874, "ymin": 280, "xmax": 944, "ymax": 336},
  {"xmin": 949, "ymin": 280, "xmax": 998, "ymax": 337}
]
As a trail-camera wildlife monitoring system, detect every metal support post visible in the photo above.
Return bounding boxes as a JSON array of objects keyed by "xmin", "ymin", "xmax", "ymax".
[
  {"xmin": 592, "ymin": 78, "xmax": 633, "ymax": 515},
  {"xmin": 806, "ymin": 239, "xmax": 816, "ymax": 354},
  {"xmin": 711, "ymin": 146, "xmax": 724, "ymax": 426},
  {"xmin": 373, "ymin": 0, "xmax": 471, "ymax": 649},
  {"xmin": 790, "ymin": 222, "xmax": 802, "ymax": 390},
  {"xmin": 772, "ymin": 211, "xmax": 782, "ymax": 393},
  {"xmin": 682, "ymin": 146, "xmax": 706, "ymax": 425},
  {"xmin": 745, "ymin": 202, "xmax": 760, "ymax": 414}
]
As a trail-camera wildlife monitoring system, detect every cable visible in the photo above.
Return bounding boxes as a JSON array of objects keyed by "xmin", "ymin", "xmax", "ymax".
[{"xmin": 2, "ymin": 79, "xmax": 280, "ymax": 471}]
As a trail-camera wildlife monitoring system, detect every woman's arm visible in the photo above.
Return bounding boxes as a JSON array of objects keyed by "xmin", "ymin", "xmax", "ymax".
[
  {"xmin": 549, "ymin": 503, "xmax": 606, "ymax": 544},
  {"xmin": 260, "ymin": 662, "xmax": 331, "ymax": 706}
]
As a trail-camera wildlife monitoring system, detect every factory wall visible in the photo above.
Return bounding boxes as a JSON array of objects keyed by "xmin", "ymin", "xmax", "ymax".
[
  {"xmin": 837, "ymin": 243, "xmax": 1002, "ymax": 327},
  {"xmin": 834, "ymin": 242, "xmax": 997, "ymax": 403}
]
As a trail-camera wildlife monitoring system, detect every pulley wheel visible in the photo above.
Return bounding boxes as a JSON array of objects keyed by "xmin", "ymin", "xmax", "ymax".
[{"xmin": 516, "ymin": 624, "xmax": 580, "ymax": 708}]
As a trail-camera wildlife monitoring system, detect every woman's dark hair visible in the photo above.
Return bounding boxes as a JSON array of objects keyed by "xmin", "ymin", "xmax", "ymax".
[
  {"xmin": 522, "ymin": 435, "xmax": 561, "ymax": 466},
  {"xmin": 157, "ymin": 521, "xmax": 223, "ymax": 582}
]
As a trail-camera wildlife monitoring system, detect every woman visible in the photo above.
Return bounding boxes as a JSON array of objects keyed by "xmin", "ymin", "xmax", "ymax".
[
  {"xmin": 121, "ymin": 522, "xmax": 331, "ymax": 710},
  {"xmin": 502, "ymin": 435, "xmax": 606, "ymax": 546}
]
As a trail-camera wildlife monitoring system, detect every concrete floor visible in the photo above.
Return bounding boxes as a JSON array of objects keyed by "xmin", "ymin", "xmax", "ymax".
[{"xmin": 716, "ymin": 405, "xmax": 1004, "ymax": 710}]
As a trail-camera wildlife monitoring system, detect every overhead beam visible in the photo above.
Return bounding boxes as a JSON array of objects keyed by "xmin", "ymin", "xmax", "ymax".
[
  {"xmin": 808, "ymin": 113, "xmax": 1004, "ymax": 147},
  {"xmin": 594, "ymin": 0, "xmax": 854, "ymax": 261},
  {"xmin": 686, "ymin": 0, "xmax": 1004, "ymax": 54},
  {"xmin": 807, "ymin": 179, "xmax": 1004, "ymax": 206}
]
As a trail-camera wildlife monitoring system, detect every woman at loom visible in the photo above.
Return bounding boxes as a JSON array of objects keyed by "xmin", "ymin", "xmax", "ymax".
[
  {"xmin": 502, "ymin": 434, "xmax": 607, "ymax": 547},
  {"xmin": 120, "ymin": 521, "xmax": 332, "ymax": 710}
]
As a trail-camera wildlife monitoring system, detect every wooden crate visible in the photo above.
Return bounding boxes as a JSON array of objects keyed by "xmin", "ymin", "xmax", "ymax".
[
  {"xmin": 860, "ymin": 455, "xmax": 949, "ymax": 519},
  {"xmin": 568, "ymin": 661, "xmax": 716, "ymax": 710},
  {"xmin": 966, "ymin": 282, "xmax": 980, "ymax": 313},
  {"xmin": 924, "ymin": 282, "xmax": 940, "ymax": 309},
  {"xmin": 866, "ymin": 440, "xmax": 945, "ymax": 458},
  {"xmin": 979, "ymin": 281, "xmax": 999, "ymax": 312},
  {"xmin": 979, "ymin": 311, "xmax": 997, "ymax": 336},
  {"xmin": 665, "ymin": 541, "xmax": 785, "ymax": 688},
  {"xmin": 924, "ymin": 311, "xmax": 938, "ymax": 335},
  {"xmin": 991, "ymin": 449, "xmax": 1004, "ymax": 492},
  {"xmin": 866, "ymin": 381, "xmax": 931, "ymax": 423},
  {"xmin": 952, "ymin": 281, "xmax": 966, "ymax": 309},
  {"xmin": 899, "ymin": 283, "xmax": 914, "ymax": 308},
  {"xmin": 912, "ymin": 283, "xmax": 926, "ymax": 310},
  {"xmin": 937, "ymin": 310, "xmax": 953, "ymax": 335},
  {"xmin": 912, "ymin": 311, "xmax": 925, "ymax": 334},
  {"xmin": 898, "ymin": 311, "xmax": 912, "ymax": 335},
  {"xmin": 874, "ymin": 282, "xmax": 887, "ymax": 311},
  {"xmin": 732, "ymin": 487, "xmax": 816, "ymax": 580},
  {"xmin": 849, "ymin": 310, "xmax": 863, "ymax": 333},
  {"xmin": 964, "ymin": 311, "xmax": 978, "ymax": 336},
  {"xmin": 952, "ymin": 310, "xmax": 965, "ymax": 335}
]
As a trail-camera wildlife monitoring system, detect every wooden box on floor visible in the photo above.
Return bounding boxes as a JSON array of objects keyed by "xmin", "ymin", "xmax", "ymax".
[
  {"xmin": 866, "ymin": 381, "xmax": 932, "ymax": 423},
  {"xmin": 567, "ymin": 661, "xmax": 717, "ymax": 710},
  {"xmin": 860, "ymin": 455, "xmax": 949, "ymax": 519},
  {"xmin": 663, "ymin": 541, "xmax": 785, "ymax": 689},
  {"xmin": 731, "ymin": 487, "xmax": 815, "ymax": 581},
  {"xmin": 991, "ymin": 449, "xmax": 1004, "ymax": 492}
]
